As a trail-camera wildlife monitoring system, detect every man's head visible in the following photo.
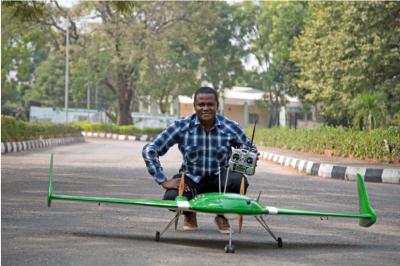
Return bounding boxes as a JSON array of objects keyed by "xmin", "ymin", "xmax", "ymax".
[{"xmin": 193, "ymin": 86, "xmax": 219, "ymax": 126}]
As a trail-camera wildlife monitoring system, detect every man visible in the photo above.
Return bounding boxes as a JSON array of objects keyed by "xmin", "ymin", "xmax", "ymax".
[{"xmin": 142, "ymin": 86, "xmax": 257, "ymax": 234}]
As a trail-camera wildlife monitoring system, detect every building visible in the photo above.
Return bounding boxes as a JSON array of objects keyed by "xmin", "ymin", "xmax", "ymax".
[
  {"xmin": 175, "ymin": 86, "xmax": 317, "ymax": 128},
  {"xmin": 220, "ymin": 86, "xmax": 268, "ymax": 128},
  {"xmin": 29, "ymin": 106, "xmax": 109, "ymax": 123},
  {"xmin": 30, "ymin": 87, "xmax": 317, "ymax": 129}
]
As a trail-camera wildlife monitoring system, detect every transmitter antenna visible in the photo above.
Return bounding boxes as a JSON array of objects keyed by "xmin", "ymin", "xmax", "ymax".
[{"xmin": 250, "ymin": 122, "xmax": 257, "ymax": 147}]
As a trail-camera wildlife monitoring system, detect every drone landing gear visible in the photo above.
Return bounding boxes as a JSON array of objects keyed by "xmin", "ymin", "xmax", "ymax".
[
  {"xmin": 155, "ymin": 212, "xmax": 180, "ymax": 242},
  {"xmin": 255, "ymin": 215, "xmax": 283, "ymax": 248},
  {"xmin": 224, "ymin": 228, "xmax": 235, "ymax": 253}
]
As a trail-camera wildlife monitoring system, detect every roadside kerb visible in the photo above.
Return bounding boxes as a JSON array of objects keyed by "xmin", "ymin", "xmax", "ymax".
[
  {"xmin": 1, "ymin": 136, "xmax": 84, "ymax": 154},
  {"xmin": 81, "ymin": 131, "xmax": 149, "ymax": 142},
  {"xmin": 259, "ymin": 150, "xmax": 400, "ymax": 184}
]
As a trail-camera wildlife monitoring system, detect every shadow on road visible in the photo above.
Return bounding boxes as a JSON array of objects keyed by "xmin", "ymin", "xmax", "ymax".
[{"xmin": 55, "ymin": 230, "xmax": 365, "ymax": 252}]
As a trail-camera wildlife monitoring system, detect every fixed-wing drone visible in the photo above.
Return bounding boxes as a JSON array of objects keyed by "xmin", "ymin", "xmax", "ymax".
[{"xmin": 47, "ymin": 154, "xmax": 376, "ymax": 253}]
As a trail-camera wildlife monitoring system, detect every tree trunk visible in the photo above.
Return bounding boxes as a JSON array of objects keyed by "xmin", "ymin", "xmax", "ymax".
[
  {"xmin": 118, "ymin": 88, "xmax": 133, "ymax": 125},
  {"xmin": 268, "ymin": 104, "xmax": 279, "ymax": 128}
]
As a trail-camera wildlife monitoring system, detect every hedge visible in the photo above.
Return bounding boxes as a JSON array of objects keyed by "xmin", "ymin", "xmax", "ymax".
[
  {"xmin": 1, "ymin": 115, "xmax": 82, "ymax": 143},
  {"xmin": 246, "ymin": 126, "xmax": 400, "ymax": 163},
  {"xmin": 71, "ymin": 121, "xmax": 163, "ymax": 137},
  {"xmin": 4, "ymin": 115, "xmax": 398, "ymax": 163}
]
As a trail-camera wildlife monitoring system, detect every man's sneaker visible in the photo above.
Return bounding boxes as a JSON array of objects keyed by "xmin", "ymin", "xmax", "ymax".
[
  {"xmin": 214, "ymin": 215, "xmax": 231, "ymax": 234},
  {"xmin": 183, "ymin": 212, "xmax": 198, "ymax": 231}
]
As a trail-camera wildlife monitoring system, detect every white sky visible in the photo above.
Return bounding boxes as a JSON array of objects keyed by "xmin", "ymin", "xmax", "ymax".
[{"xmin": 58, "ymin": 0, "xmax": 79, "ymax": 8}]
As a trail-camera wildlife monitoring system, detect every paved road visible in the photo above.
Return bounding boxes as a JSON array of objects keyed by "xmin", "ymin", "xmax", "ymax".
[{"xmin": 2, "ymin": 139, "xmax": 400, "ymax": 266}]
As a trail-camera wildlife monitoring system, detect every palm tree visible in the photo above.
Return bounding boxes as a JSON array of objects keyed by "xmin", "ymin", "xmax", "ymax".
[{"xmin": 351, "ymin": 93, "xmax": 387, "ymax": 131}]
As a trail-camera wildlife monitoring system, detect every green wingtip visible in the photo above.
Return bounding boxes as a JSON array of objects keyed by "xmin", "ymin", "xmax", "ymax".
[
  {"xmin": 47, "ymin": 154, "xmax": 54, "ymax": 208},
  {"xmin": 357, "ymin": 173, "xmax": 377, "ymax": 227}
]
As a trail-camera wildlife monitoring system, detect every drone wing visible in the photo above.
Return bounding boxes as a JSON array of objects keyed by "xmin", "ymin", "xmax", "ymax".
[{"xmin": 47, "ymin": 154, "xmax": 182, "ymax": 210}]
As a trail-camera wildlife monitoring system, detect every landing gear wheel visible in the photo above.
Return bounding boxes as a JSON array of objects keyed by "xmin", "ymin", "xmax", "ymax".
[
  {"xmin": 224, "ymin": 244, "xmax": 235, "ymax": 253},
  {"xmin": 277, "ymin": 237, "xmax": 283, "ymax": 248},
  {"xmin": 155, "ymin": 231, "xmax": 160, "ymax": 242}
]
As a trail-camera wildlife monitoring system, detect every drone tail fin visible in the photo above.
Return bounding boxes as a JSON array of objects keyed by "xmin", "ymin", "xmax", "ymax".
[
  {"xmin": 357, "ymin": 173, "xmax": 377, "ymax": 227},
  {"xmin": 47, "ymin": 154, "xmax": 54, "ymax": 208}
]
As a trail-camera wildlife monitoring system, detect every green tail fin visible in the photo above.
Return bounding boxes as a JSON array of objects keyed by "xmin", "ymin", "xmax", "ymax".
[
  {"xmin": 47, "ymin": 154, "xmax": 54, "ymax": 208},
  {"xmin": 357, "ymin": 173, "xmax": 377, "ymax": 227}
]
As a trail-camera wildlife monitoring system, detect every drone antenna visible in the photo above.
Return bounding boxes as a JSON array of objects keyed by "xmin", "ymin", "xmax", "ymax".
[
  {"xmin": 256, "ymin": 191, "xmax": 262, "ymax": 202},
  {"xmin": 218, "ymin": 167, "xmax": 221, "ymax": 194},
  {"xmin": 223, "ymin": 168, "xmax": 229, "ymax": 194},
  {"xmin": 250, "ymin": 121, "xmax": 257, "ymax": 147}
]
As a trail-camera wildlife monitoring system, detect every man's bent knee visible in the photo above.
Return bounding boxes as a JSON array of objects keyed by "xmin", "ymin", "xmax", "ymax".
[
  {"xmin": 163, "ymin": 189, "xmax": 178, "ymax": 200},
  {"xmin": 227, "ymin": 173, "xmax": 249, "ymax": 194}
]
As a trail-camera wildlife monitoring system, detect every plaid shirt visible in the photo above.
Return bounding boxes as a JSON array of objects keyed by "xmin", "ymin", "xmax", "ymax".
[{"xmin": 142, "ymin": 113, "xmax": 257, "ymax": 184}]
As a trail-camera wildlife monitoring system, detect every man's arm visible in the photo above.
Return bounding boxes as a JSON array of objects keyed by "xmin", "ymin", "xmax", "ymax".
[{"xmin": 142, "ymin": 122, "xmax": 181, "ymax": 184}]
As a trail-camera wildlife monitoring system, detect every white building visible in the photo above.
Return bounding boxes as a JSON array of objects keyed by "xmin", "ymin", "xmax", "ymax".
[
  {"xmin": 174, "ymin": 86, "xmax": 317, "ymax": 128},
  {"xmin": 29, "ymin": 106, "xmax": 109, "ymax": 123}
]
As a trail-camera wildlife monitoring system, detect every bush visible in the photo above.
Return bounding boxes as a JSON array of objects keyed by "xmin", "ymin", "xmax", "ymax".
[
  {"xmin": 1, "ymin": 115, "xmax": 82, "ymax": 142},
  {"xmin": 246, "ymin": 126, "xmax": 400, "ymax": 163}
]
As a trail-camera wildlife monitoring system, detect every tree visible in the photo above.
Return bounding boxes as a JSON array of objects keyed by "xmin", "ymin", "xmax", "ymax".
[
  {"xmin": 138, "ymin": 39, "xmax": 199, "ymax": 114},
  {"xmin": 1, "ymin": 2, "xmax": 51, "ymax": 119},
  {"xmin": 138, "ymin": 1, "xmax": 244, "ymax": 113},
  {"xmin": 351, "ymin": 93, "xmax": 387, "ymax": 131},
  {"xmin": 27, "ymin": 33, "xmax": 116, "ymax": 111},
  {"xmin": 194, "ymin": 2, "xmax": 245, "ymax": 92},
  {"xmin": 71, "ymin": 1, "xmax": 201, "ymax": 124},
  {"xmin": 68, "ymin": 33, "xmax": 116, "ymax": 111},
  {"xmin": 25, "ymin": 52, "xmax": 66, "ymax": 107},
  {"xmin": 2, "ymin": 0, "xmax": 82, "ymax": 119},
  {"xmin": 291, "ymin": 2, "xmax": 400, "ymax": 127},
  {"xmin": 232, "ymin": 1, "xmax": 306, "ymax": 127}
]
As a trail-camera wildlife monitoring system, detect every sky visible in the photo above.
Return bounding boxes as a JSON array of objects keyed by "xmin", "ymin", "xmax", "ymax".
[{"xmin": 58, "ymin": 0, "xmax": 79, "ymax": 8}]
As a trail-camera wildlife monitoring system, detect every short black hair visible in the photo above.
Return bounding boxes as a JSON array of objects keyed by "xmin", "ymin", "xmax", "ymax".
[{"xmin": 194, "ymin": 86, "xmax": 219, "ymax": 105}]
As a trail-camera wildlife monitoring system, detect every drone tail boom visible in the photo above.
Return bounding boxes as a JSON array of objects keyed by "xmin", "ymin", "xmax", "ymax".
[{"xmin": 264, "ymin": 173, "xmax": 376, "ymax": 227}]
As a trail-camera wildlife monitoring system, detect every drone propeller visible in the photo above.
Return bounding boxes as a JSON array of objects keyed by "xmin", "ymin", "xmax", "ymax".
[
  {"xmin": 238, "ymin": 176, "xmax": 245, "ymax": 233},
  {"xmin": 175, "ymin": 174, "xmax": 185, "ymax": 230}
]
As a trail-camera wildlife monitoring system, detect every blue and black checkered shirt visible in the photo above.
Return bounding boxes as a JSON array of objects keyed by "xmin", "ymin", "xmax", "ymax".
[{"xmin": 142, "ymin": 113, "xmax": 257, "ymax": 184}]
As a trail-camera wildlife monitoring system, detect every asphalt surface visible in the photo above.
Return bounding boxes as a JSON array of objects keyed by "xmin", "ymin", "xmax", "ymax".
[{"xmin": 2, "ymin": 139, "xmax": 400, "ymax": 266}]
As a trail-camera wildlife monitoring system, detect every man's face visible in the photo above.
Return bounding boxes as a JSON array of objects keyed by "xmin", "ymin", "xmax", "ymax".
[{"xmin": 194, "ymin": 93, "xmax": 218, "ymax": 124}]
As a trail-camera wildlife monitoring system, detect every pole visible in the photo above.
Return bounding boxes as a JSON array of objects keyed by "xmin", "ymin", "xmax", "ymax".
[
  {"xmin": 243, "ymin": 101, "xmax": 249, "ymax": 128},
  {"xmin": 87, "ymin": 84, "xmax": 90, "ymax": 121},
  {"xmin": 65, "ymin": 20, "xmax": 69, "ymax": 123},
  {"xmin": 95, "ymin": 84, "xmax": 98, "ymax": 110}
]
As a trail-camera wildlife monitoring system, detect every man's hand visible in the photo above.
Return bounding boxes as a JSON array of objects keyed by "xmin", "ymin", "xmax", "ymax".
[{"xmin": 161, "ymin": 178, "xmax": 181, "ymax": 190}]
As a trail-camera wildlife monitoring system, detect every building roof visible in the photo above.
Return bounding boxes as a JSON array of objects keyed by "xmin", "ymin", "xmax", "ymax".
[
  {"xmin": 178, "ymin": 95, "xmax": 193, "ymax": 104},
  {"xmin": 222, "ymin": 86, "xmax": 264, "ymax": 105},
  {"xmin": 177, "ymin": 86, "xmax": 301, "ymax": 106},
  {"xmin": 223, "ymin": 86, "xmax": 265, "ymax": 101}
]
